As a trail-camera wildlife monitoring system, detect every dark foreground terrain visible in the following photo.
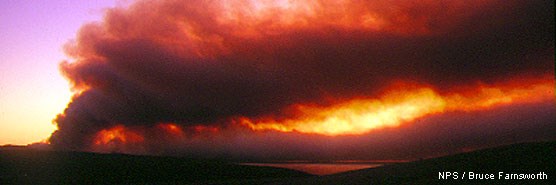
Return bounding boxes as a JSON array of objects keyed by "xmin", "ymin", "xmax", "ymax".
[
  {"xmin": 1, "ymin": 141, "xmax": 554, "ymax": 184},
  {"xmin": 272, "ymin": 140, "xmax": 555, "ymax": 185},
  {"xmin": 0, "ymin": 147, "xmax": 310, "ymax": 184}
]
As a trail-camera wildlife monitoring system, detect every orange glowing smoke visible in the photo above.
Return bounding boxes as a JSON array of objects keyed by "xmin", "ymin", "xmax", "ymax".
[
  {"xmin": 443, "ymin": 77, "xmax": 554, "ymax": 112},
  {"xmin": 215, "ymin": 0, "xmax": 475, "ymax": 35},
  {"xmin": 129, "ymin": 0, "xmax": 487, "ymax": 59},
  {"xmin": 93, "ymin": 125, "xmax": 144, "ymax": 145},
  {"xmin": 157, "ymin": 123, "xmax": 184, "ymax": 136},
  {"xmin": 156, "ymin": 123, "xmax": 220, "ymax": 136},
  {"xmin": 241, "ymin": 76, "xmax": 554, "ymax": 136},
  {"xmin": 188, "ymin": 125, "xmax": 220, "ymax": 133},
  {"xmin": 91, "ymin": 123, "xmax": 221, "ymax": 151},
  {"xmin": 242, "ymin": 87, "xmax": 445, "ymax": 135}
]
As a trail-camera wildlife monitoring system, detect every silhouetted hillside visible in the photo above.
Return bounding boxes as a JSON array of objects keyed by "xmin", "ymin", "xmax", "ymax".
[
  {"xmin": 0, "ymin": 149, "xmax": 310, "ymax": 184},
  {"xmin": 272, "ymin": 141, "xmax": 555, "ymax": 184},
  {"xmin": 2, "ymin": 141, "xmax": 554, "ymax": 184}
]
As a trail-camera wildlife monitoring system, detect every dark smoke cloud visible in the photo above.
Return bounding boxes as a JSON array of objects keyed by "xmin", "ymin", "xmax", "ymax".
[{"xmin": 50, "ymin": 0, "xmax": 554, "ymax": 154}]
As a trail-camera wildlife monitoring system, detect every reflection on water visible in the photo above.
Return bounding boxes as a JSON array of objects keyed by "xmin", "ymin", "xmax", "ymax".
[{"xmin": 241, "ymin": 162, "xmax": 383, "ymax": 175}]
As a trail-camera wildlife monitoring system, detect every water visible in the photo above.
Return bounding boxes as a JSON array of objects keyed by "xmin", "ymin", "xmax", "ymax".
[{"xmin": 241, "ymin": 162, "xmax": 383, "ymax": 175}]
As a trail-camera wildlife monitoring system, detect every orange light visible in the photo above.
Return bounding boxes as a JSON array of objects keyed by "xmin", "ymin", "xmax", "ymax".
[
  {"xmin": 444, "ymin": 78, "xmax": 554, "ymax": 112},
  {"xmin": 93, "ymin": 125, "xmax": 144, "ymax": 145},
  {"xmin": 157, "ymin": 123, "xmax": 184, "ymax": 136},
  {"xmin": 189, "ymin": 125, "xmax": 220, "ymax": 133},
  {"xmin": 215, "ymin": 0, "xmax": 429, "ymax": 36},
  {"xmin": 241, "ymin": 76, "xmax": 554, "ymax": 136},
  {"xmin": 151, "ymin": 0, "xmax": 463, "ymax": 59},
  {"xmin": 241, "ymin": 87, "xmax": 446, "ymax": 135}
]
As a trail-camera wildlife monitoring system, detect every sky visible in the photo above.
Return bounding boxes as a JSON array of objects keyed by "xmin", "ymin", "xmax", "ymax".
[
  {"xmin": 0, "ymin": 0, "xmax": 120, "ymax": 145},
  {"xmin": 1, "ymin": 0, "xmax": 555, "ymax": 161}
]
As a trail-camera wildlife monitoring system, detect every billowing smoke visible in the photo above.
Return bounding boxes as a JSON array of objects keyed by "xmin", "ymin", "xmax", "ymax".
[{"xmin": 50, "ymin": 0, "xmax": 554, "ymax": 159}]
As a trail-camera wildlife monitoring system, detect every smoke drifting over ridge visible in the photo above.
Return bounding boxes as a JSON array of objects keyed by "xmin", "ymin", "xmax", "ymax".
[{"xmin": 50, "ymin": 0, "xmax": 554, "ymax": 158}]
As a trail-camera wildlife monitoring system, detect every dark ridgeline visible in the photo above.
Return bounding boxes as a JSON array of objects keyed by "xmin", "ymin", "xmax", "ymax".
[
  {"xmin": 0, "ymin": 149, "xmax": 310, "ymax": 184},
  {"xmin": 269, "ymin": 141, "xmax": 556, "ymax": 185},
  {"xmin": 1, "ymin": 141, "xmax": 554, "ymax": 184}
]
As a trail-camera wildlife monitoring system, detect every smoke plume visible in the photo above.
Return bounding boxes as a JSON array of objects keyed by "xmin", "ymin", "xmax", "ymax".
[{"xmin": 50, "ymin": 0, "xmax": 554, "ymax": 159}]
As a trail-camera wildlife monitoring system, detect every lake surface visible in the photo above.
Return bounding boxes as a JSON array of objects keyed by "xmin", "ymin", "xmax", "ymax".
[{"xmin": 240, "ymin": 162, "xmax": 383, "ymax": 175}]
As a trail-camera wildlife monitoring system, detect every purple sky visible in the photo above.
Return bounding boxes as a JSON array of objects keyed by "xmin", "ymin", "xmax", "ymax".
[{"xmin": 0, "ymin": 0, "xmax": 119, "ymax": 145}]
